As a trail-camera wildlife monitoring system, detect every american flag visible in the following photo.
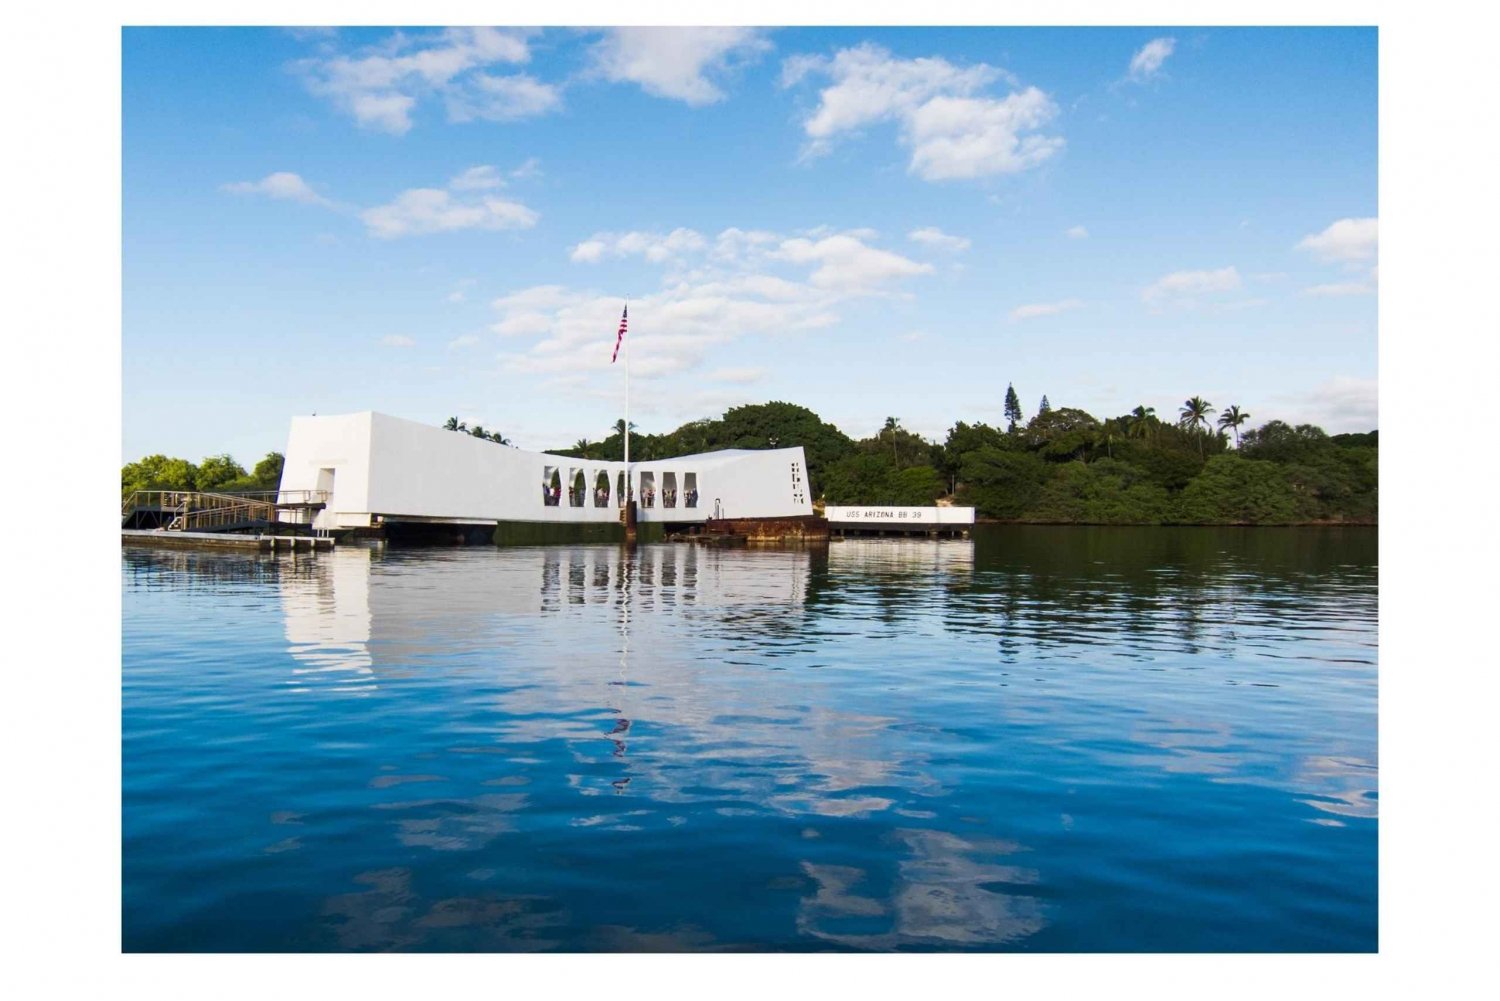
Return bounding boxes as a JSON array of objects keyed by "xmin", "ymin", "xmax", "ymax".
[{"xmin": 610, "ymin": 305, "xmax": 628, "ymax": 363}]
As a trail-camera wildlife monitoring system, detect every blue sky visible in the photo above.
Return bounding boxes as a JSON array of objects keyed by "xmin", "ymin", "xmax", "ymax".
[{"xmin": 123, "ymin": 26, "xmax": 1377, "ymax": 463}]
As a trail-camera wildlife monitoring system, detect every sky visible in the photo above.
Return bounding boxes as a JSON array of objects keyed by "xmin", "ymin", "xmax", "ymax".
[{"xmin": 122, "ymin": 26, "xmax": 1377, "ymax": 463}]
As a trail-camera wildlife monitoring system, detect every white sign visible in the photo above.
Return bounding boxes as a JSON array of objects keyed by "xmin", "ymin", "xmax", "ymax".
[{"xmin": 823, "ymin": 506, "xmax": 975, "ymax": 525}]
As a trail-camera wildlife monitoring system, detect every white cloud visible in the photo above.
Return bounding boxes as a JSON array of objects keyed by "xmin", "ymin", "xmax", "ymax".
[
  {"xmin": 1270, "ymin": 377, "xmax": 1378, "ymax": 433},
  {"xmin": 908, "ymin": 226, "xmax": 971, "ymax": 252},
  {"xmin": 1010, "ymin": 299, "xmax": 1083, "ymax": 321},
  {"xmin": 1297, "ymin": 217, "xmax": 1379, "ymax": 263},
  {"xmin": 705, "ymin": 367, "xmax": 767, "ymax": 385},
  {"xmin": 448, "ymin": 334, "xmax": 480, "ymax": 349},
  {"xmin": 445, "ymin": 291, "xmax": 467, "ymax": 303},
  {"xmin": 448, "ymin": 165, "xmax": 505, "ymax": 190},
  {"xmin": 589, "ymin": 27, "xmax": 771, "ymax": 105},
  {"xmin": 1128, "ymin": 37, "xmax": 1176, "ymax": 81},
  {"xmin": 785, "ymin": 43, "xmax": 1062, "ymax": 181},
  {"xmin": 1305, "ymin": 282, "xmax": 1372, "ymax": 297},
  {"xmin": 295, "ymin": 27, "xmax": 552, "ymax": 134},
  {"xmin": 1305, "ymin": 266, "xmax": 1378, "ymax": 297},
  {"xmin": 1142, "ymin": 266, "xmax": 1242, "ymax": 304},
  {"xmin": 905, "ymin": 90, "xmax": 1064, "ymax": 180},
  {"xmin": 510, "ymin": 157, "xmax": 543, "ymax": 180},
  {"xmin": 361, "ymin": 187, "xmax": 538, "ymax": 239},
  {"xmin": 221, "ymin": 171, "xmax": 333, "ymax": 207},
  {"xmin": 568, "ymin": 228, "xmax": 708, "ymax": 264},
  {"xmin": 381, "ymin": 334, "xmax": 416, "ymax": 347},
  {"xmin": 772, "ymin": 233, "xmax": 933, "ymax": 292},
  {"xmin": 1066, "ymin": 225, "xmax": 1088, "ymax": 239},
  {"xmin": 490, "ymin": 225, "xmax": 932, "ymax": 384},
  {"xmin": 446, "ymin": 73, "xmax": 562, "ymax": 123}
]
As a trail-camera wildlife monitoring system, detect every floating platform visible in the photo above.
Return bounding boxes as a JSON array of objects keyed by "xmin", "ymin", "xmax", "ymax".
[
  {"xmin": 823, "ymin": 505, "xmax": 975, "ymax": 538},
  {"xmin": 121, "ymin": 530, "xmax": 334, "ymax": 553}
]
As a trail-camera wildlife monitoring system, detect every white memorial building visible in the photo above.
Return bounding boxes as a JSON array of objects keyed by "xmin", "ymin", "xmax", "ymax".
[{"xmin": 276, "ymin": 411, "xmax": 814, "ymax": 533}]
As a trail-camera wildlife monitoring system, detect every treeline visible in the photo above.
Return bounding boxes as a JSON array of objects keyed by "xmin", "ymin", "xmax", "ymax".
[
  {"xmin": 121, "ymin": 452, "xmax": 284, "ymax": 495},
  {"xmin": 543, "ymin": 392, "xmax": 1376, "ymax": 525}
]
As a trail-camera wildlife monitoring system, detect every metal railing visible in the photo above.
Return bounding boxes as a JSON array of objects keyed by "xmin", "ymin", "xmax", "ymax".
[{"xmin": 122, "ymin": 490, "xmax": 280, "ymax": 532}]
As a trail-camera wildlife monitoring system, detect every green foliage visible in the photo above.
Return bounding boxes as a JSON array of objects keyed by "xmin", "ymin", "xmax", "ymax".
[
  {"xmin": 1004, "ymin": 384, "xmax": 1023, "ymax": 431},
  {"xmin": 1240, "ymin": 420, "xmax": 1332, "ymax": 463},
  {"xmin": 1176, "ymin": 454, "xmax": 1303, "ymax": 524},
  {"xmin": 1023, "ymin": 406, "xmax": 1101, "ymax": 461},
  {"xmin": 1023, "ymin": 459, "xmax": 1174, "ymax": 524},
  {"xmin": 194, "ymin": 454, "xmax": 248, "ymax": 492},
  {"xmin": 959, "ymin": 447, "xmax": 1048, "ymax": 519},
  {"xmin": 823, "ymin": 454, "xmax": 895, "ymax": 505},
  {"xmin": 121, "ymin": 454, "xmax": 199, "ymax": 495},
  {"xmin": 251, "ymin": 452, "xmax": 284, "ymax": 490}
]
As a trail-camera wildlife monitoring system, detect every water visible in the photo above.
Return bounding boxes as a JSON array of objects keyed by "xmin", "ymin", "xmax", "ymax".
[{"xmin": 122, "ymin": 527, "xmax": 1377, "ymax": 951}]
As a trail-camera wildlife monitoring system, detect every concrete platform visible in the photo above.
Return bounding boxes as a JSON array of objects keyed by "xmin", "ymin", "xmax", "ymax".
[{"xmin": 122, "ymin": 530, "xmax": 334, "ymax": 552}]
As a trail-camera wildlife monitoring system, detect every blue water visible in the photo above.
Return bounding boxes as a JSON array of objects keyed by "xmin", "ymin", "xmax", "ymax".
[{"xmin": 122, "ymin": 527, "xmax": 1377, "ymax": 951}]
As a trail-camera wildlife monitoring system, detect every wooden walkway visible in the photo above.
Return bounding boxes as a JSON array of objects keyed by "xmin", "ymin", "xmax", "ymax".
[{"xmin": 121, "ymin": 489, "xmax": 328, "ymax": 533}]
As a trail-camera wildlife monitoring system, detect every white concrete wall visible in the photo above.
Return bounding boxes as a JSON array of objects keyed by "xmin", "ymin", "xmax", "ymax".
[
  {"xmin": 278, "ymin": 412, "xmax": 374, "ymax": 529},
  {"xmin": 278, "ymin": 411, "xmax": 814, "ymax": 528}
]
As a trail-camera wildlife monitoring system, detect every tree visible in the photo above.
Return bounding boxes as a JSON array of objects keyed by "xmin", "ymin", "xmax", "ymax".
[
  {"xmin": 1023, "ymin": 407, "xmax": 1100, "ymax": 461},
  {"xmin": 251, "ymin": 452, "xmax": 284, "ymax": 490},
  {"xmin": 1178, "ymin": 396, "xmax": 1216, "ymax": 458},
  {"xmin": 882, "ymin": 416, "xmax": 903, "ymax": 464},
  {"xmin": 121, "ymin": 454, "xmax": 199, "ymax": 495},
  {"xmin": 195, "ymin": 454, "xmax": 248, "ymax": 492},
  {"xmin": 1177, "ymin": 454, "xmax": 1301, "ymax": 524},
  {"xmin": 1239, "ymin": 420, "xmax": 1331, "ymax": 463},
  {"xmin": 1004, "ymin": 384, "xmax": 1023, "ymax": 432},
  {"xmin": 1217, "ymin": 405, "xmax": 1250, "ymax": 447},
  {"xmin": 469, "ymin": 425, "xmax": 488, "ymax": 439},
  {"xmin": 1038, "ymin": 395, "xmax": 1052, "ymax": 416},
  {"xmin": 958, "ymin": 447, "xmax": 1048, "ymax": 519},
  {"xmin": 488, "ymin": 431, "xmax": 510, "ymax": 445},
  {"xmin": 443, "ymin": 416, "xmax": 463, "ymax": 432},
  {"xmin": 1126, "ymin": 405, "xmax": 1157, "ymax": 440}
]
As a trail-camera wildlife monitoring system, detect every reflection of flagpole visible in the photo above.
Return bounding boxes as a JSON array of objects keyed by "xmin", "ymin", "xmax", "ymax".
[{"xmin": 623, "ymin": 298, "xmax": 631, "ymax": 497}]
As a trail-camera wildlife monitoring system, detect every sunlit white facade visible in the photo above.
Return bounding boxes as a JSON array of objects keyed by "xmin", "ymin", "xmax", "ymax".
[{"xmin": 277, "ymin": 411, "xmax": 814, "ymax": 531}]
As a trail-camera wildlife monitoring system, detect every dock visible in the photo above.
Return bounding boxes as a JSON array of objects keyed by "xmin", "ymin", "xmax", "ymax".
[{"xmin": 121, "ymin": 530, "xmax": 333, "ymax": 553}]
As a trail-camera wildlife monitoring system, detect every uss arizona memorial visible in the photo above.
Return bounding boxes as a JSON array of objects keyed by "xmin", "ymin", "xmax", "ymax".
[{"xmin": 278, "ymin": 411, "xmax": 815, "ymax": 534}]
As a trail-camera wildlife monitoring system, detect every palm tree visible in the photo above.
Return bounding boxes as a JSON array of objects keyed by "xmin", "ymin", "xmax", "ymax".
[
  {"xmin": 575, "ymin": 437, "xmax": 592, "ymax": 457},
  {"xmin": 883, "ymin": 416, "xmax": 902, "ymax": 464},
  {"xmin": 1217, "ymin": 405, "xmax": 1250, "ymax": 448},
  {"xmin": 1094, "ymin": 421, "xmax": 1122, "ymax": 459},
  {"xmin": 469, "ymin": 424, "xmax": 487, "ymax": 439},
  {"xmin": 443, "ymin": 416, "xmax": 461, "ymax": 432},
  {"xmin": 1126, "ymin": 405, "xmax": 1157, "ymax": 440},
  {"xmin": 488, "ymin": 431, "xmax": 511, "ymax": 446},
  {"xmin": 1178, "ymin": 397, "xmax": 1216, "ymax": 457}
]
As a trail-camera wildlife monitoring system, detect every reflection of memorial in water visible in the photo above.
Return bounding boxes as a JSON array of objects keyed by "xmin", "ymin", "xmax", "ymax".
[
  {"xmin": 279, "ymin": 547, "xmax": 376, "ymax": 694},
  {"xmin": 276, "ymin": 543, "xmax": 1048, "ymax": 949}
]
